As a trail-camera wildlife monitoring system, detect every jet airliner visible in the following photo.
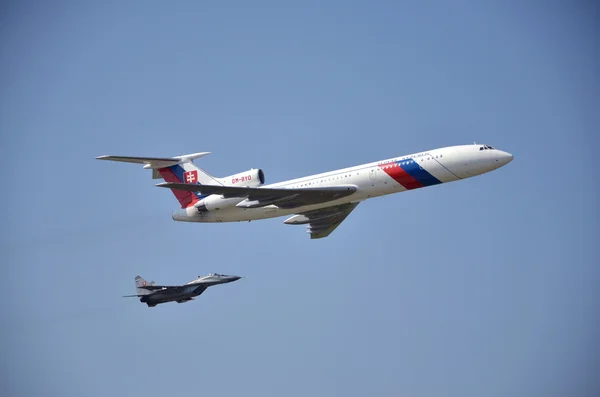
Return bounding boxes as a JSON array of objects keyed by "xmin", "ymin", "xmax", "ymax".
[{"xmin": 98, "ymin": 143, "xmax": 513, "ymax": 239}]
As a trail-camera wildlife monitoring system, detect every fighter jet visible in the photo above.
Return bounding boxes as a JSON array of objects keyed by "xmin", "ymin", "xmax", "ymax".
[{"xmin": 123, "ymin": 273, "xmax": 241, "ymax": 307}]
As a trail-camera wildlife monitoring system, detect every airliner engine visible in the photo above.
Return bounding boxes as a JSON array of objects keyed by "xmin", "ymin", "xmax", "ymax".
[
  {"xmin": 194, "ymin": 168, "xmax": 265, "ymax": 212},
  {"xmin": 220, "ymin": 169, "xmax": 265, "ymax": 187},
  {"xmin": 194, "ymin": 195, "xmax": 244, "ymax": 212}
]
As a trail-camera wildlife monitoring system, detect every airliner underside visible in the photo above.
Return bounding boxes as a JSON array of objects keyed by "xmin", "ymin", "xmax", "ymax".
[{"xmin": 98, "ymin": 143, "xmax": 513, "ymax": 239}]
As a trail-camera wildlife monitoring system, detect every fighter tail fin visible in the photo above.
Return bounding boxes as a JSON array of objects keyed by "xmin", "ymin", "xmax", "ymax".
[{"xmin": 135, "ymin": 275, "xmax": 155, "ymax": 296}]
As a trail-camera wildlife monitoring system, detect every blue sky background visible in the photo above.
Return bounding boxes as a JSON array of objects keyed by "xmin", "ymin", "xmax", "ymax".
[{"xmin": 1, "ymin": 1, "xmax": 598, "ymax": 396}]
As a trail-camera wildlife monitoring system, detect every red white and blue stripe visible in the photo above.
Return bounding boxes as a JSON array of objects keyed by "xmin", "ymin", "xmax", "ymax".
[
  {"xmin": 158, "ymin": 165, "xmax": 206, "ymax": 209},
  {"xmin": 378, "ymin": 158, "xmax": 442, "ymax": 190}
]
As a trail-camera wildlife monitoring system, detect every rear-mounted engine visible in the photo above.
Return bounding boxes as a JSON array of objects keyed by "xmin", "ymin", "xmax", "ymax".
[
  {"xmin": 194, "ymin": 168, "xmax": 266, "ymax": 212},
  {"xmin": 221, "ymin": 169, "xmax": 265, "ymax": 187},
  {"xmin": 194, "ymin": 195, "xmax": 245, "ymax": 212}
]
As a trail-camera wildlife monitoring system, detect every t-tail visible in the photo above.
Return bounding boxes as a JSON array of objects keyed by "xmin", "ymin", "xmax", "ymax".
[{"xmin": 96, "ymin": 152, "xmax": 221, "ymax": 208}]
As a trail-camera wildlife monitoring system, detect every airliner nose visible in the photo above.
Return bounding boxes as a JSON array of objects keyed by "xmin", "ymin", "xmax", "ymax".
[{"xmin": 497, "ymin": 151, "xmax": 514, "ymax": 166}]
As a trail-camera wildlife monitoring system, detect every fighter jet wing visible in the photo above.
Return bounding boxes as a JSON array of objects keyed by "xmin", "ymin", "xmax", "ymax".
[
  {"xmin": 176, "ymin": 298, "xmax": 195, "ymax": 303},
  {"xmin": 176, "ymin": 286, "xmax": 207, "ymax": 303},
  {"xmin": 283, "ymin": 202, "xmax": 361, "ymax": 239},
  {"xmin": 124, "ymin": 284, "xmax": 207, "ymax": 298},
  {"xmin": 157, "ymin": 182, "xmax": 358, "ymax": 209},
  {"xmin": 137, "ymin": 285, "xmax": 183, "ymax": 291}
]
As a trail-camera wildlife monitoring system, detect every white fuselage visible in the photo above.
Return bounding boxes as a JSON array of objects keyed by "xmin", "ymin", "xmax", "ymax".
[{"xmin": 172, "ymin": 144, "xmax": 513, "ymax": 223}]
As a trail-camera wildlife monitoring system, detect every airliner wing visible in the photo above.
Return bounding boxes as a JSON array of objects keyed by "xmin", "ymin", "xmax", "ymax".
[
  {"xmin": 284, "ymin": 202, "xmax": 361, "ymax": 239},
  {"xmin": 156, "ymin": 182, "xmax": 358, "ymax": 208}
]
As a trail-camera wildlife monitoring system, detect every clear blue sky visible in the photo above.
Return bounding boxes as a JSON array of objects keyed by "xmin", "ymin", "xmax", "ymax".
[{"xmin": 1, "ymin": 1, "xmax": 598, "ymax": 396}]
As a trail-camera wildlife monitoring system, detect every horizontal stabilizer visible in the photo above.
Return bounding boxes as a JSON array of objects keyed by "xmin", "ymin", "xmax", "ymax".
[{"xmin": 96, "ymin": 152, "xmax": 211, "ymax": 169}]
